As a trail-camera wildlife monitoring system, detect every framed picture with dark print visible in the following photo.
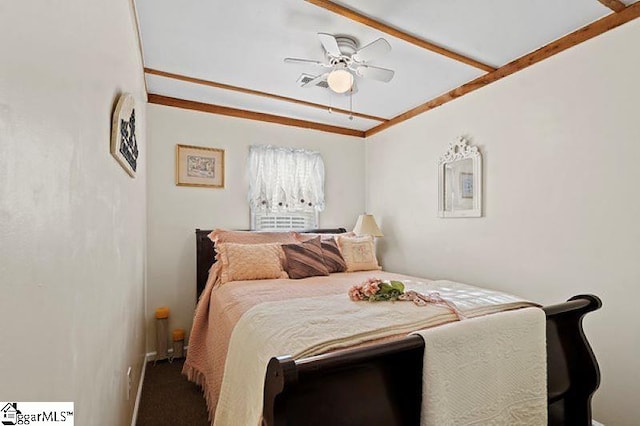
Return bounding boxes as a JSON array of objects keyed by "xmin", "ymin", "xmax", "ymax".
[
  {"xmin": 111, "ymin": 93, "xmax": 139, "ymax": 177},
  {"xmin": 176, "ymin": 144, "xmax": 225, "ymax": 188}
]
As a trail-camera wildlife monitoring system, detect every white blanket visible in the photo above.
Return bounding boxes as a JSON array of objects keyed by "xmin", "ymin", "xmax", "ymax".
[
  {"xmin": 213, "ymin": 279, "xmax": 535, "ymax": 426},
  {"xmin": 413, "ymin": 307, "xmax": 547, "ymax": 426}
]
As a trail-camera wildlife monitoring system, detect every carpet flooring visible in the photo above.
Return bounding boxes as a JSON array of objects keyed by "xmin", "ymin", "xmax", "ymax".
[{"xmin": 136, "ymin": 359, "xmax": 209, "ymax": 426}]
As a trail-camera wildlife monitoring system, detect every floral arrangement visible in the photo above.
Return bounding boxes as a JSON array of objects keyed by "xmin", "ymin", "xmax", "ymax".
[
  {"xmin": 348, "ymin": 277, "xmax": 466, "ymax": 319},
  {"xmin": 349, "ymin": 277, "xmax": 406, "ymax": 302}
]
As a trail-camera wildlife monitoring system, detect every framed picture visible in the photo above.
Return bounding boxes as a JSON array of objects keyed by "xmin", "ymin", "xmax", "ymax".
[
  {"xmin": 460, "ymin": 172, "xmax": 473, "ymax": 199},
  {"xmin": 176, "ymin": 144, "xmax": 225, "ymax": 188},
  {"xmin": 111, "ymin": 93, "xmax": 139, "ymax": 177}
]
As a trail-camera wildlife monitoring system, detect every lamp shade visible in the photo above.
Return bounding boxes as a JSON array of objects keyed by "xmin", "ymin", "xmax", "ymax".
[
  {"xmin": 353, "ymin": 214, "xmax": 383, "ymax": 237},
  {"xmin": 327, "ymin": 68, "xmax": 354, "ymax": 93}
]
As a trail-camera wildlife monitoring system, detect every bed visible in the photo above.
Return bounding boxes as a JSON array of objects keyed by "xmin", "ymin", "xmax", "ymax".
[{"xmin": 188, "ymin": 228, "xmax": 601, "ymax": 426}]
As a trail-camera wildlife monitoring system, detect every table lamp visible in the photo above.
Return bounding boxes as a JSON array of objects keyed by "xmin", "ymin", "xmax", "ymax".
[{"xmin": 353, "ymin": 214, "xmax": 383, "ymax": 237}]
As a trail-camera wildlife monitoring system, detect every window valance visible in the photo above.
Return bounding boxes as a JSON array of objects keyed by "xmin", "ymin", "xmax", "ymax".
[{"xmin": 247, "ymin": 145, "xmax": 325, "ymax": 213}]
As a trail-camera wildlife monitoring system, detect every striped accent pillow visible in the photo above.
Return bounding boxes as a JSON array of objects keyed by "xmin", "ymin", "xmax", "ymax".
[
  {"xmin": 282, "ymin": 236, "xmax": 330, "ymax": 279},
  {"xmin": 321, "ymin": 238, "xmax": 347, "ymax": 273}
]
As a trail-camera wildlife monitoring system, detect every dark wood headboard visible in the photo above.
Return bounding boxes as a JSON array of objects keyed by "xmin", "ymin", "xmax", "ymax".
[{"xmin": 195, "ymin": 228, "xmax": 347, "ymax": 300}]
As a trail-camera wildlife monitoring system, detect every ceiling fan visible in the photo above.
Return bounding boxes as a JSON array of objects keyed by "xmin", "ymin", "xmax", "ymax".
[{"xmin": 284, "ymin": 33, "xmax": 395, "ymax": 94}]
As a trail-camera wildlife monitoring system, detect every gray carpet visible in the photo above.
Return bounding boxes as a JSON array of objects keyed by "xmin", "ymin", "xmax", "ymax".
[{"xmin": 136, "ymin": 359, "xmax": 209, "ymax": 426}]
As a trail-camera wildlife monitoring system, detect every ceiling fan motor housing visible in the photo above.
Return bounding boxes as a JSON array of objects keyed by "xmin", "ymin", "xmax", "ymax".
[
  {"xmin": 337, "ymin": 36, "xmax": 358, "ymax": 54},
  {"xmin": 328, "ymin": 36, "xmax": 358, "ymax": 61}
]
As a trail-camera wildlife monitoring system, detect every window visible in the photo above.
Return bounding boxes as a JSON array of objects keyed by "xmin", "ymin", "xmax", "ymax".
[
  {"xmin": 251, "ymin": 211, "xmax": 318, "ymax": 231},
  {"xmin": 247, "ymin": 145, "xmax": 325, "ymax": 231}
]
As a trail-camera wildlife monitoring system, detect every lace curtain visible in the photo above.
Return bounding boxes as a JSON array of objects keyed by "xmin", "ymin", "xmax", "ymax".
[{"xmin": 247, "ymin": 145, "xmax": 325, "ymax": 213}]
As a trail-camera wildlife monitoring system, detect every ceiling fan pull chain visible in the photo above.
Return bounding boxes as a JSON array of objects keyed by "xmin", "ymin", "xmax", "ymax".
[{"xmin": 349, "ymin": 88, "xmax": 353, "ymax": 120}]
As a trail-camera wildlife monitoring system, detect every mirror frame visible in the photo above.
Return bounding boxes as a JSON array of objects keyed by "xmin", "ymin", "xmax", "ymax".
[{"xmin": 438, "ymin": 136, "xmax": 482, "ymax": 218}]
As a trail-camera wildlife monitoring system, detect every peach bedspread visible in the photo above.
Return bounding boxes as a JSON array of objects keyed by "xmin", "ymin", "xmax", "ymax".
[{"xmin": 183, "ymin": 266, "xmax": 534, "ymax": 423}]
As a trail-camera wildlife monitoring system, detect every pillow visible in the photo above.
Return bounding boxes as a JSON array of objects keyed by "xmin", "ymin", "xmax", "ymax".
[
  {"xmin": 216, "ymin": 242, "xmax": 288, "ymax": 284},
  {"xmin": 294, "ymin": 231, "xmax": 355, "ymax": 242},
  {"xmin": 209, "ymin": 229, "xmax": 298, "ymax": 245},
  {"xmin": 336, "ymin": 235, "xmax": 381, "ymax": 272},
  {"xmin": 281, "ymin": 236, "xmax": 330, "ymax": 279},
  {"xmin": 320, "ymin": 238, "xmax": 347, "ymax": 273}
]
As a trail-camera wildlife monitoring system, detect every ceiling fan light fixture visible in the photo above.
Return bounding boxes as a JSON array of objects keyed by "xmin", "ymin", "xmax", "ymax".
[{"xmin": 327, "ymin": 68, "xmax": 353, "ymax": 93}]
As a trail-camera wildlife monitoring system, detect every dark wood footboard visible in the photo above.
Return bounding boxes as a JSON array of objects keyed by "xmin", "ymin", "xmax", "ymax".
[{"xmin": 263, "ymin": 295, "xmax": 601, "ymax": 426}]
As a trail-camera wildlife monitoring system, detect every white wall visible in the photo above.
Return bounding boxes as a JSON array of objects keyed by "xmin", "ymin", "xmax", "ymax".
[
  {"xmin": 146, "ymin": 104, "xmax": 365, "ymax": 352},
  {"xmin": 366, "ymin": 19, "xmax": 640, "ymax": 425},
  {"xmin": 0, "ymin": 1, "xmax": 147, "ymax": 425}
]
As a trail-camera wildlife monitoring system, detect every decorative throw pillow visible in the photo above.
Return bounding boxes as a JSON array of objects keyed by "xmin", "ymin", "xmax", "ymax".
[
  {"xmin": 216, "ymin": 242, "xmax": 288, "ymax": 284},
  {"xmin": 281, "ymin": 236, "xmax": 330, "ymax": 279},
  {"xmin": 320, "ymin": 238, "xmax": 347, "ymax": 273},
  {"xmin": 209, "ymin": 229, "xmax": 298, "ymax": 245},
  {"xmin": 336, "ymin": 235, "xmax": 381, "ymax": 272}
]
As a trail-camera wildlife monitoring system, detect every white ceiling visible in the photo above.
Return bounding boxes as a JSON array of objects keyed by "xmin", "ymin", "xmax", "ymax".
[{"xmin": 135, "ymin": 0, "xmax": 636, "ymax": 134}]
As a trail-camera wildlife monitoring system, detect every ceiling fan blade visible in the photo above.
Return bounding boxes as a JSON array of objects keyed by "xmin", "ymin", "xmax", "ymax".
[
  {"xmin": 302, "ymin": 73, "xmax": 329, "ymax": 88},
  {"xmin": 353, "ymin": 38, "xmax": 391, "ymax": 62},
  {"xmin": 318, "ymin": 33, "xmax": 341, "ymax": 57},
  {"xmin": 284, "ymin": 57, "xmax": 328, "ymax": 67},
  {"xmin": 355, "ymin": 64, "xmax": 394, "ymax": 83}
]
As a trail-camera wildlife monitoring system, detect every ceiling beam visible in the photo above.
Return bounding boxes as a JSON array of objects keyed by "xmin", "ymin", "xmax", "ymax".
[
  {"xmin": 597, "ymin": 0, "xmax": 627, "ymax": 12},
  {"xmin": 144, "ymin": 68, "xmax": 387, "ymax": 123},
  {"xmin": 305, "ymin": 0, "xmax": 496, "ymax": 73},
  {"xmin": 148, "ymin": 94, "xmax": 365, "ymax": 138},
  {"xmin": 365, "ymin": 1, "xmax": 640, "ymax": 137}
]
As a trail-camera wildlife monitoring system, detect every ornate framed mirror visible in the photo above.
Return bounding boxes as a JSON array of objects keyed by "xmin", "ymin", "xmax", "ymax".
[{"xmin": 438, "ymin": 136, "xmax": 482, "ymax": 218}]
